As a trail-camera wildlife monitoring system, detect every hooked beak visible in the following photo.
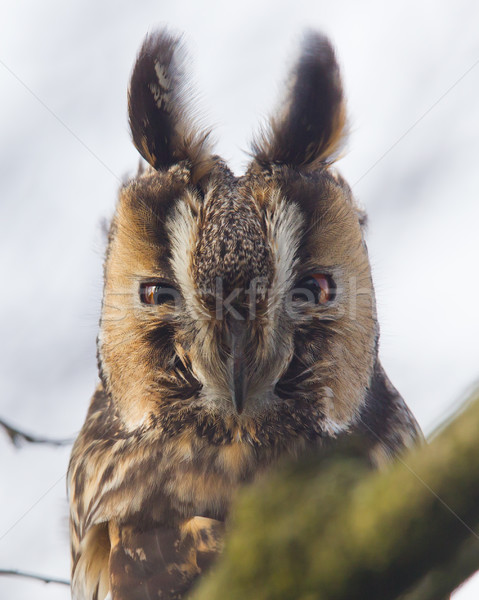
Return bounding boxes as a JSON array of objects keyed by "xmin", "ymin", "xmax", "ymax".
[{"xmin": 227, "ymin": 320, "xmax": 248, "ymax": 415}]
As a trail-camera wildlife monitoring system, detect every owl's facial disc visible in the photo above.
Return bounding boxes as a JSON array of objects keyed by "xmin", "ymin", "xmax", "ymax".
[{"xmin": 100, "ymin": 166, "xmax": 377, "ymax": 431}]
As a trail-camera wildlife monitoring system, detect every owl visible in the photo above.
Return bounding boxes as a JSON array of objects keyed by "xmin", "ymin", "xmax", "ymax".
[{"xmin": 68, "ymin": 29, "xmax": 422, "ymax": 600}]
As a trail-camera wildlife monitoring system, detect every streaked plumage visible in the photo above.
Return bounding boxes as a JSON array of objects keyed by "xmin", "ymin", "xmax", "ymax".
[{"xmin": 68, "ymin": 29, "xmax": 422, "ymax": 600}]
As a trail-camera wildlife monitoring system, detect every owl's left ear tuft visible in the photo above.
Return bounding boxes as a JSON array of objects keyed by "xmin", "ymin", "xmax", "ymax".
[
  {"xmin": 252, "ymin": 31, "xmax": 348, "ymax": 170},
  {"xmin": 128, "ymin": 30, "xmax": 214, "ymax": 182}
]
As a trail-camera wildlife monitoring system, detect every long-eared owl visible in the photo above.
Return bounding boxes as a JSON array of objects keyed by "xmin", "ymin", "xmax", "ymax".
[{"xmin": 68, "ymin": 29, "xmax": 422, "ymax": 600}]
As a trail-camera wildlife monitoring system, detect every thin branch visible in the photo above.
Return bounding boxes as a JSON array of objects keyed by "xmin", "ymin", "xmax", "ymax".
[
  {"xmin": 0, "ymin": 568, "xmax": 70, "ymax": 586},
  {"xmin": 0, "ymin": 418, "xmax": 74, "ymax": 448}
]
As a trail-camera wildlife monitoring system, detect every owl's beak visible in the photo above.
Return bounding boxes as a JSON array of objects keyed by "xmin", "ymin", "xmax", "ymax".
[{"xmin": 227, "ymin": 319, "xmax": 248, "ymax": 415}]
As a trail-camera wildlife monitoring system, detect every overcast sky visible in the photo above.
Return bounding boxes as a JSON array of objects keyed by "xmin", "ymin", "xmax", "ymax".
[{"xmin": 1, "ymin": 0, "xmax": 478, "ymax": 597}]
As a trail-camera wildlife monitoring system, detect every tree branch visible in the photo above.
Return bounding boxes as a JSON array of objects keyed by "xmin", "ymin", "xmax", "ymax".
[
  {"xmin": 0, "ymin": 417, "xmax": 74, "ymax": 447},
  {"xmin": 399, "ymin": 534, "xmax": 479, "ymax": 600},
  {"xmin": 0, "ymin": 568, "xmax": 70, "ymax": 586}
]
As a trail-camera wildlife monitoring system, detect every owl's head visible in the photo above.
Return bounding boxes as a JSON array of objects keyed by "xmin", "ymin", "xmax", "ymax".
[{"xmin": 98, "ymin": 30, "xmax": 377, "ymax": 438}]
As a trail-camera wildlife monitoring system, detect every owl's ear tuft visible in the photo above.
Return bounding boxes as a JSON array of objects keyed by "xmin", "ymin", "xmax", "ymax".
[
  {"xmin": 128, "ymin": 30, "xmax": 214, "ymax": 181},
  {"xmin": 252, "ymin": 31, "xmax": 347, "ymax": 170}
]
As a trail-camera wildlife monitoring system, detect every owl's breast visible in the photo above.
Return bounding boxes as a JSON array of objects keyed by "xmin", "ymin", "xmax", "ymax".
[{"xmin": 158, "ymin": 435, "xmax": 259, "ymax": 521}]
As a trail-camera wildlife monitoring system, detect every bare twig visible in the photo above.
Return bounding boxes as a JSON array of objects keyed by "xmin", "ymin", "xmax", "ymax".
[
  {"xmin": 0, "ymin": 568, "xmax": 70, "ymax": 586},
  {"xmin": 0, "ymin": 418, "xmax": 74, "ymax": 447}
]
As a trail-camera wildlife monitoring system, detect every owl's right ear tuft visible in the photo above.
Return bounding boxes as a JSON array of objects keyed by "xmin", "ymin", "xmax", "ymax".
[{"xmin": 128, "ymin": 30, "xmax": 214, "ymax": 182}]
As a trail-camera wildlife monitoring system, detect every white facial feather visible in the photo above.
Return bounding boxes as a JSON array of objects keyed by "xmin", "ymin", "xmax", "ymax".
[
  {"xmin": 166, "ymin": 190, "xmax": 208, "ymax": 322},
  {"xmin": 265, "ymin": 191, "xmax": 304, "ymax": 317}
]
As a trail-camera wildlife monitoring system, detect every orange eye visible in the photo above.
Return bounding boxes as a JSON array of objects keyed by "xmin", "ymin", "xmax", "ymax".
[
  {"xmin": 293, "ymin": 273, "xmax": 334, "ymax": 304},
  {"xmin": 139, "ymin": 282, "xmax": 178, "ymax": 305}
]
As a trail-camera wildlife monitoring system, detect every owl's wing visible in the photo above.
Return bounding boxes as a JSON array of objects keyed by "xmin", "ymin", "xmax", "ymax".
[
  {"xmin": 357, "ymin": 360, "xmax": 424, "ymax": 467},
  {"xmin": 108, "ymin": 517, "xmax": 224, "ymax": 600}
]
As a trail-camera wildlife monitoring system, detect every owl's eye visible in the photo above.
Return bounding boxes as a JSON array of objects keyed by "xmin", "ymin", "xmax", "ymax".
[
  {"xmin": 139, "ymin": 282, "xmax": 178, "ymax": 305},
  {"xmin": 292, "ymin": 274, "xmax": 334, "ymax": 304}
]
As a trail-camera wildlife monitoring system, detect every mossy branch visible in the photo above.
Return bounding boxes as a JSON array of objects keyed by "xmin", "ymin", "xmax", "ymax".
[{"xmin": 193, "ymin": 389, "xmax": 479, "ymax": 600}]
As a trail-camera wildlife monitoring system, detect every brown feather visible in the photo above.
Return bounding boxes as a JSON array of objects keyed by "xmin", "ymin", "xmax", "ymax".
[
  {"xmin": 128, "ymin": 30, "xmax": 215, "ymax": 183},
  {"xmin": 252, "ymin": 31, "xmax": 348, "ymax": 170},
  {"xmin": 109, "ymin": 518, "xmax": 224, "ymax": 600}
]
